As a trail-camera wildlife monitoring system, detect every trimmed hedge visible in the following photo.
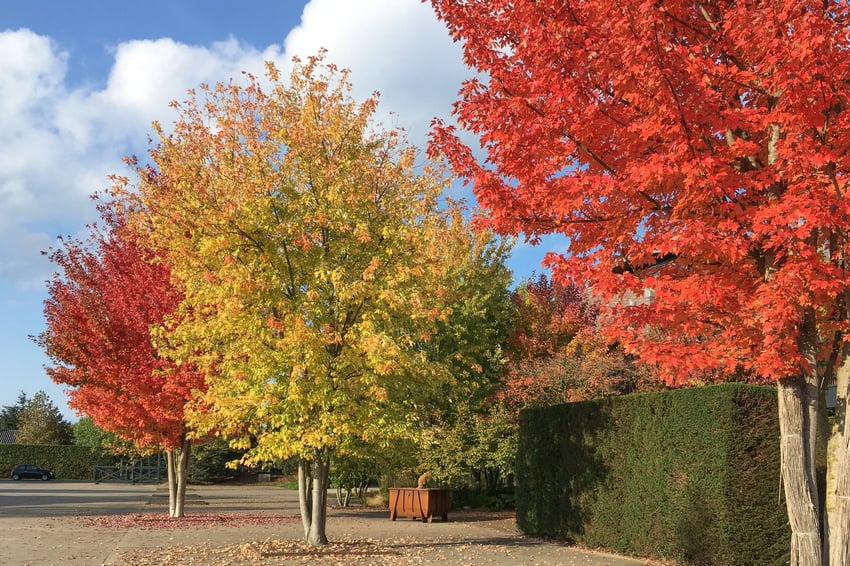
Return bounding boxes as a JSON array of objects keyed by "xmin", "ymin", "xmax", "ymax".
[
  {"xmin": 516, "ymin": 383, "xmax": 789, "ymax": 565},
  {"xmin": 0, "ymin": 444, "xmax": 108, "ymax": 480}
]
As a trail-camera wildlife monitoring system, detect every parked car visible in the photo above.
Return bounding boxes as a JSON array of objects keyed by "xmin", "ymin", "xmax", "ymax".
[{"xmin": 10, "ymin": 464, "xmax": 53, "ymax": 481}]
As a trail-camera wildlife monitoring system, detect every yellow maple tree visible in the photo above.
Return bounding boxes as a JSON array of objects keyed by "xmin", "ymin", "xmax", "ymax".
[{"xmin": 114, "ymin": 53, "xmax": 493, "ymax": 545}]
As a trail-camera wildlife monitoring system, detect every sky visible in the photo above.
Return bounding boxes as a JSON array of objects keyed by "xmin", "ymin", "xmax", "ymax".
[{"xmin": 1, "ymin": 0, "xmax": 565, "ymax": 420}]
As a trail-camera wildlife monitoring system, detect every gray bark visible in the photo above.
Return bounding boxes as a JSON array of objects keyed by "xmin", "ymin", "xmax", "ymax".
[
  {"xmin": 779, "ymin": 377, "xmax": 823, "ymax": 566},
  {"xmin": 165, "ymin": 449, "xmax": 176, "ymax": 517},
  {"xmin": 307, "ymin": 452, "xmax": 329, "ymax": 545},
  {"xmin": 297, "ymin": 458, "xmax": 311, "ymax": 539},
  {"xmin": 165, "ymin": 438, "xmax": 191, "ymax": 518},
  {"xmin": 336, "ymin": 485, "xmax": 353, "ymax": 507},
  {"xmin": 174, "ymin": 438, "xmax": 190, "ymax": 518},
  {"xmin": 298, "ymin": 452, "xmax": 330, "ymax": 546},
  {"xmin": 828, "ymin": 356, "xmax": 850, "ymax": 565}
]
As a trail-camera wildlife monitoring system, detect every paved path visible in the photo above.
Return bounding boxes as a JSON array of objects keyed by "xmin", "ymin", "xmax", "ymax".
[{"xmin": 0, "ymin": 481, "xmax": 650, "ymax": 565}]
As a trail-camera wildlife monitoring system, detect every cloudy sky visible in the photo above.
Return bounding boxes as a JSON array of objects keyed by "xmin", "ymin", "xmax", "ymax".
[{"xmin": 1, "ymin": 0, "xmax": 562, "ymax": 419}]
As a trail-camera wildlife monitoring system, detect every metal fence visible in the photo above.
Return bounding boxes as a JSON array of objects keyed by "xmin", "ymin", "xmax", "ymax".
[{"xmin": 93, "ymin": 461, "xmax": 165, "ymax": 483}]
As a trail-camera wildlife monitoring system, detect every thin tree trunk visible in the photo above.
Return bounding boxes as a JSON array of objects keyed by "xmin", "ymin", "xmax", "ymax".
[
  {"xmin": 335, "ymin": 485, "xmax": 345, "ymax": 507},
  {"xmin": 296, "ymin": 452, "xmax": 330, "ymax": 545},
  {"xmin": 828, "ymin": 355, "xmax": 850, "ymax": 565},
  {"xmin": 172, "ymin": 437, "xmax": 190, "ymax": 518},
  {"xmin": 307, "ymin": 450, "xmax": 329, "ymax": 546},
  {"xmin": 165, "ymin": 448, "xmax": 177, "ymax": 517},
  {"xmin": 779, "ymin": 376, "xmax": 823, "ymax": 566},
  {"xmin": 297, "ymin": 457, "xmax": 312, "ymax": 539}
]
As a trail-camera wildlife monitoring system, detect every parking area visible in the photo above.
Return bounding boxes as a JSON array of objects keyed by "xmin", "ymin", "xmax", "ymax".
[
  {"xmin": 0, "ymin": 481, "xmax": 648, "ymax": 565},
  {"xmin": 0, "ymin": 480, "xmax": 158, "ymax": 518},
  {"xmin": 0, "ymin": 481, "xmax": 311, "ymax": 565}
]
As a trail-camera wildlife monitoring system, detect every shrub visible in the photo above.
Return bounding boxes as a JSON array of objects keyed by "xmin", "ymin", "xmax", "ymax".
[{"xmin": 516, "ymin": 383, "xmax": 788, "ymax": 565}]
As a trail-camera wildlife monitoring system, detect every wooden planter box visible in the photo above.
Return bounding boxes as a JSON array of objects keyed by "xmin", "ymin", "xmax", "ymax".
[{"xmin": 388, "ymin": 488, "xmax": 450, "ymax": 522}]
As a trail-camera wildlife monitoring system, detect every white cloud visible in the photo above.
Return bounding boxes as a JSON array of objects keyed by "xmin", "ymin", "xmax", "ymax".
[
  {"xmin": 0, "ymin": 29, "xmax": 88, "ymax": 279},
  {"xmin": 284, "ymin": 0, "xmax": 468, "ymax": 147},
  {"xmin": 0, "ymin": 33, "xmax": 284, "ymax": 288},
  {"xmin": 56, "ymin": 37, "xmax": 290, "ymax": 147},
  {"xmin": 0, "ymin": 29, "xmax": 67, "ymax": 121},
  {"xmin": 0, "ymin": 1, "xmax": 474, "ymax": 287}
]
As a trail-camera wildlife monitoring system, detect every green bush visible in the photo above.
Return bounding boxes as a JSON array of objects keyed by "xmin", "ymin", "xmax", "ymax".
[
  {"xmin": 188, "ymin": 438, "xmax": 241, "ymax": 482},
  {"xmin": 0, "ymin": 444, "xmax": 109, "ymax": 480},
  {"xmin": 452, "ymin": 487, "xmax": 515, "ymax": 510},
  {"xmin": 516, "ymin": 383, "xmax": 788, "ymax": 565}
]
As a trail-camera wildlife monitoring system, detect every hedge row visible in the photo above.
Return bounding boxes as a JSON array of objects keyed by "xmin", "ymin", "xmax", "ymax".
[
  {"xmin": 516, "ymin": 383, "xmax": 789, "ymax": 565},
  {"xmin": 0, "ymin": 444, "xmax": 109, "ymax": 480}
]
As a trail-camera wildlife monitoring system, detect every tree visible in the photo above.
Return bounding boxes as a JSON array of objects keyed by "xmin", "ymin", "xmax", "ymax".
[
  {"xmin": 37, "ymin": 200, "xmax": 205, "ymax": 517},
  {"xmin": 188, "ymin": 436, "xmax": 243, "ymax": 483},
  {"xmin": 500, "ymin": 275, "xmax": 656, "ymax": 411},
  {"xmin": 405, "ymin": 217, "xmax": 513, "ymax": 495},
  {"xmin": 115, "ymin": 53, "xmax": 494, "ymax": 546},
  {"xmin": 425, "ymin": 205, "xmax": 514, "ymax": 399},
  {"xmin": 428, "ymin": 1, "xmax": 850, "ymax": 563},
  {"xmin": 467, "ymin": 275, "xmax": 656, "ymax": 487},
  {"xmin": 419, "ymin": 398, "xmax": 517, "ymax": 494},
  {"xmin": 72, "ymin": 416, "xmax": 109, "ymax": 451},
  {"xmin": 72, "ymin": 416, "xmax": 133, "ymax": 458},
  {"xmin": 506, "ymin": 275, "xmax": 597, "ymax": 360},
  {"xmin": 0, "ymin": 391, "xmax": 29, "ymax": 430},
  {"xmin": 16, "ymin": 391, "xmax": 72, "ymax": 445}
]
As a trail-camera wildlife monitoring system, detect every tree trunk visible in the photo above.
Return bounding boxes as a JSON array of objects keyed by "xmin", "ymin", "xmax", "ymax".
[
  {"xmin": 165, "ymin": 449, "xmax": 176, "ymax": 517},
  {"xmin": 297, "ymin": 458, "xmax": 312, "ymax": 539},
  {"xmin": 828, "ymin": 355, "xmax": 850, "ymax": 565},
  {"xmin": 336, "ymin": 485, "xmax": 353, "ymax": 507},
  {"xmin": 778, "ymin": 376, "xmax": 823, "ymax": 566},
  {"xmin": 297, "ymin": 452, "xmax": 330, "ymax": 545},
  {"xmin": 165, "ymin": 438, "xmax": 191, "ymax": 518},
  {"xmin": 173, "ymin": 438, "xmax": 190, "ymax": 518},
  {"xmin": 307, "ymin": 451, "xmax": 329, "ymax": 546}
]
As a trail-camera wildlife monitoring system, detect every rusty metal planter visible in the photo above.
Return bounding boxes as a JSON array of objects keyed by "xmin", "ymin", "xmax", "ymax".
[{"xmin": 388, "ymin": 488, "xmax": 450, "ymax": 522}]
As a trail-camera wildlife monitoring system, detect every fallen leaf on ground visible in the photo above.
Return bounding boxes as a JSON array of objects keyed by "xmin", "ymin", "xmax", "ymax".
[{"xmin": 80, "ymin": 512, "xmax": 300, "ymax": 529}]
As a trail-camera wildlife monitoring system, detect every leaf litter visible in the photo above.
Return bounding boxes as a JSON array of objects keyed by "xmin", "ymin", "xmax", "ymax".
[{"xmin": 81, "ymin": 512, "xmax": 300, "ymax": 529}]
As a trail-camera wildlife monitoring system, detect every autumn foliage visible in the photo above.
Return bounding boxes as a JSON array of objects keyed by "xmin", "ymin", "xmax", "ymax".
[
  {"xmin": 38, "ymin": 200, "xmax": 203, "ymax": 449},
  {"xmin": 112, "ymin": 53, "xmax": 501, "ymax": 545},
  {"xmin": 499, "ymin": 275, "xmax": 654, "ymax": 410},
  {"xmin": 506, "ymin": 274, "xmax": 596, "ymax": 360},
  {"xmin": 428, "ymin": 1, "xmax": 850, "ymax": 563},
  {"xmin": 430, "ymin": 0, "xmax": 850, "ymax": 384}
]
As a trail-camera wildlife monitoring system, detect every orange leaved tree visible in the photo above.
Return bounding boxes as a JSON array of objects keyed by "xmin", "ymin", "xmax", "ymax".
[
  {"xmin": 428, "ymin": 1, "xmax": 850, "ymax": 563},
  {"xmin": 500, "ymin": 274, "xmax": 655, "ymax": 410},
  {"xmin": 37, "ymin": 199, "xmax": 204, "ymax": 517}
]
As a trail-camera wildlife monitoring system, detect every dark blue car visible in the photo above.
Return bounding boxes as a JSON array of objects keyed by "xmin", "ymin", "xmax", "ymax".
[{"xmin": 10, "ymin": 464, "xmax": 53, "ymax": 481}]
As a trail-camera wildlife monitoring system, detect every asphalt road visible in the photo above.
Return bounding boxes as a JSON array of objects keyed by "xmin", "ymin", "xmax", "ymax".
[
  {"xmin": 0, "ymin": 481, "xmax": 649, "ymax": 565},
  {"xmin": 0, "ymin": 480, "xmax": 158, "ymax": 518}
]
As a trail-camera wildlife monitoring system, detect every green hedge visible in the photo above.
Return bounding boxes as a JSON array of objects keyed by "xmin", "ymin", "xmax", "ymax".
[
  {"xmin": 0, "ymin": 444, "xmax": 109, "ymax": 480},
  {"xmin": 516, "ymin": 383, "xmax": 789, "ymax": 565}
]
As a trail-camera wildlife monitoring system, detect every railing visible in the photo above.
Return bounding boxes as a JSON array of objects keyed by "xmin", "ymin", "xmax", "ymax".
[{"xmin": 93, "ymin": 464, "xmax": 164, "ymax": 483}]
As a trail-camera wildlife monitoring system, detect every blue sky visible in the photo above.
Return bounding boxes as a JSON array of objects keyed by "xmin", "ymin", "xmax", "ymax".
[{"xmin": 1, "ymin": 0, "xmax": 564, "ymax": 420}]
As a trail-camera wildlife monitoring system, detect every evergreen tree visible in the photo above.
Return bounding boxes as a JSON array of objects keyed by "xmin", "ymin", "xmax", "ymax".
[
  {"xmin": 0, "ymin": 391, "xmax": 29, "ymax": 430},
  {"xmin": 16, "ymin": 391, "xmax": 73, "ymax": 445}
]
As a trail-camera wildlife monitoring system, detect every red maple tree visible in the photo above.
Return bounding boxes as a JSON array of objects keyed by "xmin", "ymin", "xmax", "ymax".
[
  {"xmin": 428, "ymin": 1, "xmax": 850, "ymax": 563},
  {"xmin": 506, "ymin": 274, "xmax": 596, "ymax": 359},
  {"xmin": 37, "ymin": 197, "xmax": 204, "ymax": 517}
]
